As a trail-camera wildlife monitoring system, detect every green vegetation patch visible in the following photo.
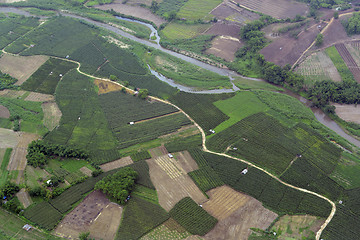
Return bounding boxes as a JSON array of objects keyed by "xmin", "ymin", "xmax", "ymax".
[
  {"xmin": 177, "ymin": 0, "xmax": 222, "ymax": 21},
  {"xmin": 23, "ymin": 201, "xmax": 62, "ymax": 230},
  {"xmin": 44, "ymin": 70, "xmax": 119, "ymax": 163},
  {"xmin": 169, "ymin": 92, "xmax": 234, "ymax": 133},
  {"xmin": 169, "ymin": 197, "xmax": 217, "ymax": 235},
  {"xmin": 156, "ymin": 0, "xmax": 188, "ymax": 19},
  {"xmin": 165, "ymin": 134, "xmax": 202, "ymax": 153},
  {"xmin": 255, "ymin": 91, "xmax": 315, "ymax": 121},
  {"xmin": 188, "ymin": 166, "xmax": 224, "ymax": 192},
  {"xmin": 132, "ymin": 185, "xmax": 158, "ymax": 205},
  {"xmin": 0, "ymin": 148, "xmax": 12, "ymax": 186},
  {"xmin": 130, "ymin": 160, "xmax": 155, "ymax": 189},
  {"xmin": 0, "ymin": 71, "xmax": 18, "ymax": 90},
  {"xmin": 330, "ymin": 152, "xmax": 360, "ymax": 189},
  {"xmin": 205, "ymin": 152, "xmax": 332, "ymax": 217},
  {"xmin": 0, "ymin": 16, "xmax": 39, "ymax": 50},
  {"xmin": 147, "ymin": 50, "xmax": 231, "ymax": 89},
  {"xmin": 116, "ymin": 196, "xmax": 169, "ymax": 239},
  {"xmin": 0, "ymin": 96, "xmax": 47, "ymax": 134},
  {"xmin": 130, "ymin": 150, "xmax": 151, "ymax": 162},
  {"xmin": 325, "ymin": 46, "xmax": 355, "ymax": 82},
  {"xmin": 22, "ymin": 58, "xmax": 76, "ymax": 94},
  {"xmin": 213, "ymin": 91, "xmax": 269, "ymax": 132},
  {"xmin": 233, "ymin": 77, "xmax": 283, "ymax": 91},
  {"xmin": 208, "ymin": 113, "xmax": 341, "ymax": 175},
  {"xmin": 0, "ymin": 207, "xmax": 60, "ymax": 240},
  {"xmin": 99, "ymin": 91, "xmax": 178, "ymax": 130},
  {"xmin": 95, "ymin": 167, "xmax": 138, "ymax": 204},
  {"xmin": 161, "ymin": 23, "xmax": 210, "ymax": 40}
]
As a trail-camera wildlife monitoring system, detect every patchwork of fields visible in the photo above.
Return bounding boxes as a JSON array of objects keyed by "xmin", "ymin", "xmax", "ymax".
[{"xmin": 0, "ymin": 5, "xmax": 360, "ymax": 240}]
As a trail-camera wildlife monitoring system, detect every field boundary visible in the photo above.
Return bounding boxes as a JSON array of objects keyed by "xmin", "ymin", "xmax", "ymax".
[{"xmin": 2, "ymin": 48, "xmax": 335, "ymax": 240}]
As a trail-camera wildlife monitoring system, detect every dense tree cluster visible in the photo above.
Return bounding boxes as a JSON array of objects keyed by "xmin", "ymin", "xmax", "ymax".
[
  {"xmin": 0, "ymin": 71, "xmax": 18, "ymax": 90},
  {"xmin": 26, "ymin": 140, "xmax": 89, "ymax": 167},
  {"xmin": 0, "ymin": 182, "xmax": 21, "ymax": 214},
  {"xmin": 95, "ymin": 167, "xmax": 138, "ymax": 204},
  {"xmin": 343, "ymin": 13, "xmax": 360, "ymax": 35},
  {"xmin": 309, "ymin": 80, "xmax": 360, "ymax": 106}
]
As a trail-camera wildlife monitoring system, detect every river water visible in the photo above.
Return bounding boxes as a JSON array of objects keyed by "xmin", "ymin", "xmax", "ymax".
[{"xmin": 1, "ymin": 7, "xmax": 359, "ymax": 148}]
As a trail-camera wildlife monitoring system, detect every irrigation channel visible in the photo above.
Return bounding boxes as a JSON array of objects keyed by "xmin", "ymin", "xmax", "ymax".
[{"xmin": 0, "ymin": 7, "xmax": 357, "ymax": 238}]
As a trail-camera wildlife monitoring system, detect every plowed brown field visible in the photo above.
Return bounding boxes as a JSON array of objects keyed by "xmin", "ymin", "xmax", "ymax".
[{"xmin": 0, "ymin": 105, "xmax": 10, "ymax": 118}]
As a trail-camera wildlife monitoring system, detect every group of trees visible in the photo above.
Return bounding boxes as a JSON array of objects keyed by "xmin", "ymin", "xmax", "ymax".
[
  {"xmin": 95, "ymin": 167, "xmax": 138, "ymax": 204},
  {"xmin": 26, "ymin": 140, "xmax": 89, "ymax": 167},
  {"xmin": 0, "ymin": 182, "xmax": 22, "ymax": 214},
  {"xmin": 343, "ymin": 13, "xmax": 360, "ymax": 35},
  {"xmin": 0, "ymin": 71, "xmax": 18, "ymax": 90}
]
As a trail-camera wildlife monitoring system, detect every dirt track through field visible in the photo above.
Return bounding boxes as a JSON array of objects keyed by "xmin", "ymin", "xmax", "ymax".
[
  {"xmin": 99, "ymin": 156, "xmax": 133, "ymax": 172},
  {"xmin": 16, "ymin": 188, "xmax": 32, "ymax": 208}
]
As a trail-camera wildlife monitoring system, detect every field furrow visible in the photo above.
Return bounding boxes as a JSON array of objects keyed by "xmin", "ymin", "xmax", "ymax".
[{"xmin": 335, "ymin": 43, "xmax": 360, "ymax": 83}]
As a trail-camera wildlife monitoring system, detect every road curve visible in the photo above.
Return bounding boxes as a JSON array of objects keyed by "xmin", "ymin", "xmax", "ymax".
[{"xmin": 52, "ymin": 56, "xmax": 336, "ymax": 240}]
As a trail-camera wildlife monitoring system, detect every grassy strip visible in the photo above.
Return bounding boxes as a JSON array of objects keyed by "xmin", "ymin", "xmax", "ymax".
[
  {"xmin": 325, "ymin": 46, "xmax": 355, "ymax": 82},
  {"xmin": 0, "ymin": 148, "xmax": 12, "ymax": 185},
  {"xmin": 130, "ymin": 150, "xmax": 152, "ymax": 162}
]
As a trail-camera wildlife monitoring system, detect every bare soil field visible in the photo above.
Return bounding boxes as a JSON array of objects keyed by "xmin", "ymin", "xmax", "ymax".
[
  {"xmin": 0, "ymin": 105, "xmax": 10, "ymax": 118},
  {"xmin": 232, "ymin": 0, "xmax": 308, "ymax": 19},
  {"xmin": 261, "ymin": 22, "xmax": 320, "ymax": 66},
  {"xmin": 99, "ymin": 156, "xmax": 133, "ymax": 172},
  {"xmin": 24, "ymin": 92, "xmax": 54, "ymax": 102},
  {"xmin": 204, "ymin": 22, "xmax": 241, "ymax": 38},
  {"xmin": 296, "ymin": 51, "xmax": 342, "ymax": 83},
  {"xmin": 0, "ymin": 54, "xmax": 48, "ymax": 85},
  {"xmin": 206, "ymin": 35, "xmax": 243, "ymax": 61},
  {"xmin": 0, "ymin": 128, "xmax": 18, "ymax": 148},
  {"xmin": 141, "ymin": 218, "xmax": 191, "ymax": 240},
  {"xmin": 147, "ymin": 156, "xmax": 207, "ymax": 211},
  {"xmin": 16, "ymin": 188, "xmax": 32, "ymax": 208},
  {"xmin": 42, "ymin": 102, "xmax": 62, "ymax": 131},
  {"xmin": 272, "ymin": 215, "xmax": 324, "ymax": 239},
  {"xmin": 0, "ymin": 89, "xmax": 26, "ymax": 98},
  {"xmin": 7, "ymin": 132, "xmax": 39, "ymax": 171},
  {"xmin": 173, "ymin": 151, "xmax": 198, "ymax": 174},
  {"xmin": 55, "ymin": 190, "xmax": 123, "ymax": 240},
  {"xmin": 80, "ymin": 166, "xmax": 93, "ymax": 176},
  {"xmin": 202, "ymin": 186, "xmax": 252, "ymax": 220},
  {"xmin": 203, "ymin": 187, "xmax": 278, "ymax": 240},
  {"xmin": 149, "ymin": 145, "xmax": 168, "ymax": 158},
  {"xmin": 211, "ymin": 1, "xmax": 259, "ymax": 24},
  {"xmin": 335, "ymin": 43, "xmax": 360, "ymax": 83},
  {"xmin": 94, "ymin": 79, "xmax": 122, "ymax": 94},
  {"xmin": 94, "ymin": 0, "xmax": 166, "ymax": 27},
  {"xmin": 333, "ymin": 103, "xmax": 360, "ymax": 124}
]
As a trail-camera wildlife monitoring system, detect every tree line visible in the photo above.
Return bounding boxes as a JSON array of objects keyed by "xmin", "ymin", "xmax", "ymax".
[{"xmin": 27, "ymin": 140, "xmax": 89, "ymax": 167}]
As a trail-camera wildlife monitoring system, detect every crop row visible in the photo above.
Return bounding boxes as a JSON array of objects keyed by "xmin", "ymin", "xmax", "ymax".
[
  {"xmin": 188, "ymin": 166, "xmax": 224, "ymax": 192},
  {"xmin": 114, "ymin": 113, "xmax": 191, "ymax": 149},
  {"xmin": 22, "ymin": 58, "xmax": 76, "ymax": 94},
  {"xmin": 207, "ymin": 112, "xmax": 341, "ymax": 175},
  {"xmin": 116, "ymin": 196, "xmax": 169, "ymax": 239},
  {"xmin": 169, "ymin": 197, "xmax": 217, "ymax": 236},
  {"xmin": 23, "ymin": 202, "xmax": 62, "ymax": 230},
  {"xmin": 164, "ymin": 134, "xmax": 202, "ymax": 153},
  {"xmin": 206, "ymin": 152, "xmax": 332, "ymax": 218},
  {"xmin": 99, "ymin": 91, "xmax": 178, "ymax": 130},
  {"xmin": 130, "ymin": 150, "xmax": 152, "ymax": 162},
  {"xmin": 169, "ymin": 92, "xmax": 234, "ymax": 133},
  {"xmin": 0, "ymin": 16, "xmax": 39, "ymax": 49}
]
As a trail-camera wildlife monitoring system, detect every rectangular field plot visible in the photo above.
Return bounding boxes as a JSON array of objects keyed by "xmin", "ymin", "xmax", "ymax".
[
  {"xmin": 177, "ymin": 0, "xmax": 222, "ymax": 21},
  {"xmin": 22, "ymin": 58, "xmax": 76, "ymax": 94},
  {"xmin": 23, "ymin": 202, "xmax": 62, "ymax": 230},
  {"xmin": 233, "ymin": 0, "xmax": 308, "ymax": 19},
  {"xmin": 296, "ymin": 51, "xmax": 342, "ymax": 86},
  {"xmin": 0, "ymin": 54, "xmax": 49, "ymax": 85},
  {"xmin": 0, "ymin": 16, "xmax": 39, "ymax": 50},
  {"xmin": 207, "ymin": 112, "xmax": 341, "ymax": 175},
  {"xmin": 161, "ymin": 23, "xmax": 211, "ymax": 40}
]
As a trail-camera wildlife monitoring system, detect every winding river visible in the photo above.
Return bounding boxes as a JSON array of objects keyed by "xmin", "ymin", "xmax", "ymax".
[{"xmin": 1, "ymin": 7, "xmax": 359, "ymax": 148}]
